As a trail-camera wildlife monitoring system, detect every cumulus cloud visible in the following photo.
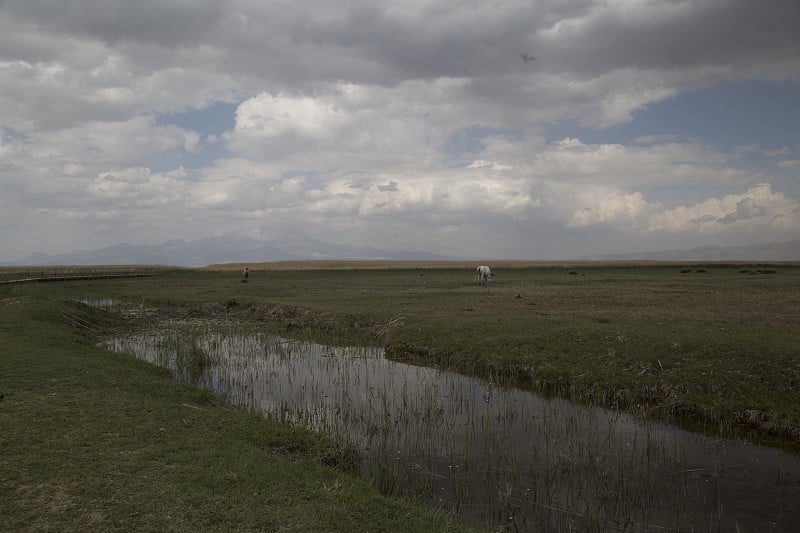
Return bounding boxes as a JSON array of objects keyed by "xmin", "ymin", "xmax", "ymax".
[
  {"xmin": 647, "ymin": 183, "xmax": 800, "ymax": 234},
  {"xmin": 235, "ymin": 93, "xmax": 344, "ymax": 140},
  {"xmin": 567, "ymin": 189, "xmax": 651, "ymax": 228},
  {"xmin": 468, "ymin": 160, "xmax": 512, "ymax": 172},
  {"xmin": 0, "ymin": 0, "xmax": 799, "ymax": 260},
  {"xmin": 561, "ymin": 180, "xmax": 800, "ymax": 238},
  {"xmin": 531, "ymin": 137, "xmax": 737, "ymax": 189}
]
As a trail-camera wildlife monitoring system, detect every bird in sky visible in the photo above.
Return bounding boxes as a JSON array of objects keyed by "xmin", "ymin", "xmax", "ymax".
[{"xmin": 520, "ymin": 53, "xmax": 536, "ymax": 63}]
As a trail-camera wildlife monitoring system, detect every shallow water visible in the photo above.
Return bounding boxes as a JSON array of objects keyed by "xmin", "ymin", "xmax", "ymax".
[
  {"xmin": 102, "ymin": 331, "xmax": 800, "ymax": 531},
  {"xmin": 79, "ymin": 297, "xmax": 122, "ymax": 308}
]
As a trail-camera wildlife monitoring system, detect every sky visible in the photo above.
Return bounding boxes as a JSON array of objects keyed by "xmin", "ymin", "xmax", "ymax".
[{"xmin": 1, "ymin": 0, "xmax": 799, "ymax": 262}]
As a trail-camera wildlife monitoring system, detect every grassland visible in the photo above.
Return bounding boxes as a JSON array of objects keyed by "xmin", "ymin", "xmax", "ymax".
[
  {"xmin": 0, "ymin": 293, "xmax": 473, "ymax": 531},
  {"xmin": 2, "ymin": 261, "xmax": 799, "ymax": 528},
  {"xmin": 5, "ymin": 262, "xmax": 800, "ymax": 443}
]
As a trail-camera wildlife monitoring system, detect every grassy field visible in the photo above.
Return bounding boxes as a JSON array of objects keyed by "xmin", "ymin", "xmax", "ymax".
[
  {"xmin": 2, "ymin": 261, "xmax": 799, "ymax": 528},
  {"xmin": 0, "ymin": 294, "xmax": 473, "ymax": 531},
  {"xmin": 5, "ymin": 262, "xmax": 800, "ymax": 442}
]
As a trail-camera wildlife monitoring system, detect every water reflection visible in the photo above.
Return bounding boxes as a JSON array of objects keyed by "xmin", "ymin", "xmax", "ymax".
[
  {"xmin": 78, "ymin": 296, "xmax": 147, "ymax": 310},
  {"xmin": 102, "ymin": 332, "xmax": 800, "ymax": 531},
  {"xmin": 79, "ymin": 297, "xmax": 121, "ymax": 308}
]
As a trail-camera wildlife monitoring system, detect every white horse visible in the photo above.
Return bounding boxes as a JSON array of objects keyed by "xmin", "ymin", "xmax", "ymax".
[{"xmin": 475, "ymin": 265, "xmax": 492, "ymax": 284}]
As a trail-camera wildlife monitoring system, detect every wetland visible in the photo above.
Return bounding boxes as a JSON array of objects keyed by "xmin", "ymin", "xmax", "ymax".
[
  {"xmin": 101, "ymin": 319, "xmax": 800, "ymax": 531},
  {"xmin": 3, "ymin": 263, "xmax": 800, "ymax": 531}
]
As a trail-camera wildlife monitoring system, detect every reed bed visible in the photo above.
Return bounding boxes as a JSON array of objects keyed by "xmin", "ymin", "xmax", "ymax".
[{"xmin": 101, "ymin": 324, "xmax": 800, "ymax": 532}]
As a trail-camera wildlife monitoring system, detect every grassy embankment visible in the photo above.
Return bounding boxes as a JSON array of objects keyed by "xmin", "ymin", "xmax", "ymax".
[{"xmin": 0, "ymin": 294, "xmax": 472, "ymax": 531}]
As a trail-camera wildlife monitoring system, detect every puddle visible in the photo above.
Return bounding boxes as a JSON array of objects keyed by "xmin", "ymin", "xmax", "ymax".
[
  {"xmin": 79, "ymin": 297, "xmax": 123, "ymax": 308},
  {"xmin": 101, "ymin": 331, "xmax": 800, "ymax": 531}
]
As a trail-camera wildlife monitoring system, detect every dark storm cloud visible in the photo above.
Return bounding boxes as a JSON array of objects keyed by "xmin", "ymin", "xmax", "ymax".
[
  {"xmin": 3, "ymin": 0, "xmax": 224, "ymax": 49},
  {"xmin": 535, "ymin": 0, "xmax": 800, "ymax": 77},
  {"xmin": 3, "ymin": 1, "xmax": 799, "ymax": 97}
]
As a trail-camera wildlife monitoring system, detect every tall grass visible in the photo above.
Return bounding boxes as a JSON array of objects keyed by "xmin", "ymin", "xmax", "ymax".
[
  {"xmin": 101, "ymin": 323, "xmax": 800, "ymax": 531},
  {"xmin": 1, "ymin": 297, "xmax": 472, "ymax": 532}
]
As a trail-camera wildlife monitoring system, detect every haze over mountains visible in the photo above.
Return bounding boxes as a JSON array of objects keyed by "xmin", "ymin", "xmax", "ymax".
[
  {"xmin": 3, "ymin": 238, "xmax": 799, "ymax": 267},
  {"xmin": 3, "ymin": 236, "xmax": 446, "ymax": 267},
  {"xmin": 577, "ymin": 240, "xmax": 800, "ymax": 262}
]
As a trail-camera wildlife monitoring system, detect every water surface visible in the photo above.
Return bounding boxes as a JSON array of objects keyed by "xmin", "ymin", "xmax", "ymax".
[{"xmin": 102, "ymin": 331, "xmax": 800, "ymax": 531}]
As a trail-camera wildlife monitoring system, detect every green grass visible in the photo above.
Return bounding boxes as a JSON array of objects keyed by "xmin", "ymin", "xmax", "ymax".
[
  {"xmin": 3, "ymin": 263, "xmax": 799, "ymax": 529},
  {"xmin": 0, "ymin": 296, "xmax": 473, "ymax": 531},
  {"xmin": 22, "ymin": 262, "xmax": 792, "ymax": 443}
]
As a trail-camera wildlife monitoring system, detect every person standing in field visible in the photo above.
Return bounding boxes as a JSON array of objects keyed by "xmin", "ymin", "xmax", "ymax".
[{"xmin": 243, "ymin": 267, "xmax": 249, "ymax": 281}]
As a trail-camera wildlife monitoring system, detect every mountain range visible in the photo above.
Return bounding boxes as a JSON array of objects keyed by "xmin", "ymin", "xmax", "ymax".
[
  {"xmin": 577, "ymin": 240, "xmax": 800, "ymax": 262},
  {"xmin": 3, "ymin": 238, "xmax": 799, "ymax": 267},
  {"xmin": 3, "ymin": 236, "xmax": 447, "ymax": 267}
]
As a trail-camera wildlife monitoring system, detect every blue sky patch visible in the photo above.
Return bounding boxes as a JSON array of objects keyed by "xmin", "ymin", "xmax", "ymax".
[
  {"xmin": 443, "ymin": 125, "xmax": 514, "ymax": 156},
  {"xmin": 155, "ymin": 101, "xmax": 238, "ymax": 138},
  {"xmin": 149, "ymin": 101, "xmax": 239, "ymax": 173},
  {"xmin": 543, "ymin": 78, "xmax": 800, "ymax": 152}
]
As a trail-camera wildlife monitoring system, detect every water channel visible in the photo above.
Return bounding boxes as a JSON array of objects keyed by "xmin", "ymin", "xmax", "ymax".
[{"xmin": 101, "ymin": 329, "xmax": 800, "ymax": 531}]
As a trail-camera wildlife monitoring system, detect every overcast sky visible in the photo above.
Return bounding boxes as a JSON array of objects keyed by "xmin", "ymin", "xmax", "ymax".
[{"xmin": 1, "ymin": 0, "xmax": 799, "ymax": 261}]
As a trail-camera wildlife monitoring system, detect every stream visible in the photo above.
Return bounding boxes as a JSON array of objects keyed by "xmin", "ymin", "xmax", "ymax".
[{"xmin": 101, "ymin": 330, "xmax": 800, "ymax": 531}]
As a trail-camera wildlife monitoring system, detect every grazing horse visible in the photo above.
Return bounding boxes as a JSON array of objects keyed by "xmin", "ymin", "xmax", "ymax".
[{"xmin": 475, "ymin": 265, "xmax": 492, "ymax": 284}]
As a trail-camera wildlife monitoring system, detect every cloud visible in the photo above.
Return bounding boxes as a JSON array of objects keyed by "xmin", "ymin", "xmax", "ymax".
[
  {"xmin": 1, "ymin": 1, "xmax": 799, "ymax": 260},
  {"xmin": 531, "ymin": 137, "xmax": 736, "ymax": 190},
  {"xmin": 377, "ymin": 180, "xmax": 398, "ymax": 192},
  {"xmin": 468, "ymin": 160, "xmax": 512, "ymax": 172},
  {"xmin": 235, "ymin": 93, "xmax": 344, "ymax": 140},
  {"xmin": 561, "ymin": 180, "xmax": 800, "ymax": 246},
  {"xmin": 0, "ymin": 116, "xmax": 198, "ymax": 212},
  {"xmin": 567, "ymin": 188, "xmax": 651, "ymax": 228},
  {"xmin": 647, "ymin": 183, "xmax": 800, "ymax": 234},
  {"xmin": 736, "ymin": 145, "xmax": 793, "ymax": 158},
  {"xmin": 3, "ymin": 0, "xmax": 797, "ymax": 136}
]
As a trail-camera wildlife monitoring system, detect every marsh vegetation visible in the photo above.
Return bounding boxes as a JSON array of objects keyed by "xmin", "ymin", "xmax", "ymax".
[
  {"xmin": 3, "ymin": 262, "xmax": 799, "ymax": 531},
  {"xmin": 101, "ymin": 323, "xmax": 800, "ymax": 531}
]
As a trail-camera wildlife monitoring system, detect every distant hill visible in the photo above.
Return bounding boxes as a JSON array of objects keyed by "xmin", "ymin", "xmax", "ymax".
[
  {"xmin": 4, "ymin": 238, "xmax": 798, "ymax": 267},
  {"xmin": 2, "ymin": 236, "xmax": 448, "ymax": 267},
  {"xmin": 578, "ymin": 240, "xmax": 800, "ymax": 261}
]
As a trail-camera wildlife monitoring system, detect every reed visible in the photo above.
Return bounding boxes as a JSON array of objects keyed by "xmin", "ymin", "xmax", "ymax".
[
  {"xmin": 8, "ymin": 265, "xmax": 799, "ymax": 530},
  {"xmin": 99, "ymin": 321, "xmax": 800, "ymax": 531}
]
